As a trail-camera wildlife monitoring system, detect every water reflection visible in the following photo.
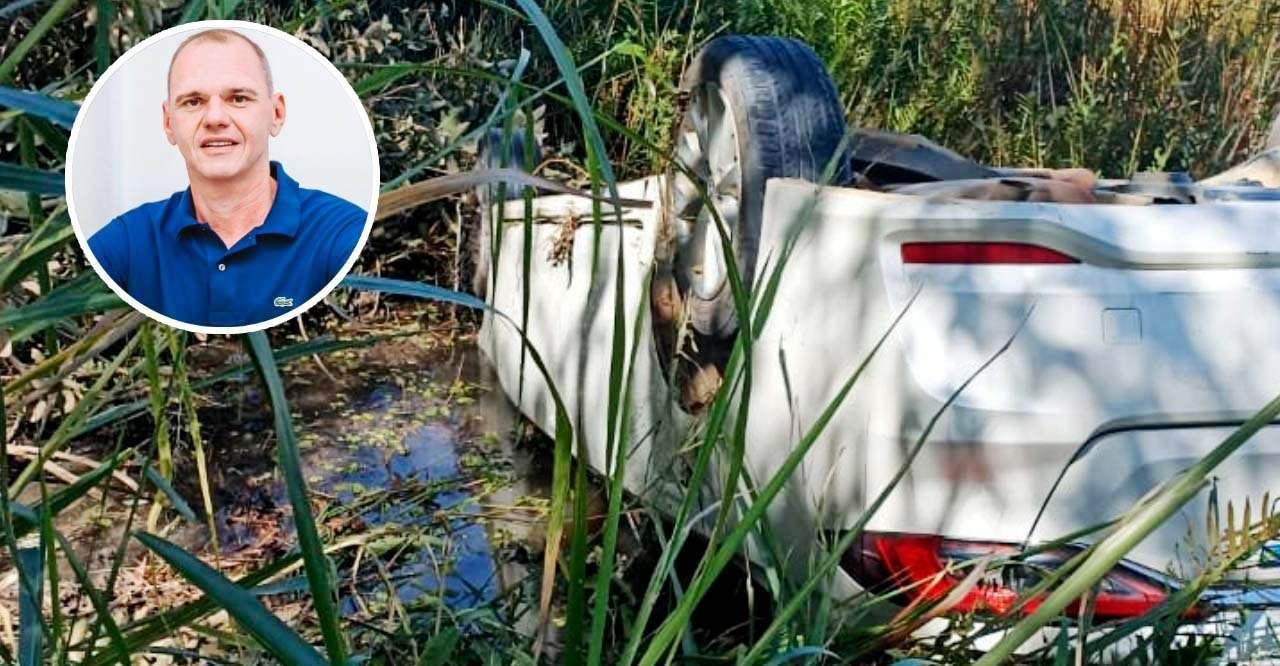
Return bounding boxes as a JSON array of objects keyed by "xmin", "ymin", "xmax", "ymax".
[{"xmin": 327, "ymin": 422, "xmax": 501, "ymax": 612}]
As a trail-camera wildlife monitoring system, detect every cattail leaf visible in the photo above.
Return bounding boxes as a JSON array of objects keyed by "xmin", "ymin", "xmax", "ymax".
[
  {"xmin": 135, "ymin": 532, "xmax": 327, "ymax": 666},
  {"xmin": 762, "ymin": 647, "xmax": 839, "ymax": 666},
  {"xmin": 177, "ymin": 0, "xmax": 206, "ymax": 23},
  {"xmin": 75, "ymin": 553, "xmax": 300, "ymax": 666},
  {"xmin": 374, "ymin": 168, "xmax": 648, "ymax": 222},
  {"xmin": 245, "ymin": 331, "xmax": 346, "ymax": 665},
  {"xmin": 92, "ymin": 0, "xmax": 113, "ymax": 74},
  {"xmin": 144, "ymin": 465, "xmax": 197, "ymax": 523},
  {"xmin": 340, "ymin": 274, "xmax": 488, "ymax": 311},
  {"xmin": 16, "ymin": 544, "xmax": 43, "ymax": 666},
  {"xmin": 417, "ymin": 627, "xmax": 461, "ymax": 664},
  {"xmin": 0, "ymin": 290, "xmax": 125, "ymax": 334},
  {"xmin": 0, "ymin": 0, "xmax": 46, "ymax": 18},
  {"xmin": 0, "ymin": 162, "xmax": 64, "ymax": 196},
  {"xmin": 0, "ymin": 0, "xmax": 75, "ymax": 84},
  {"xmin": 0, "ymin": 86, "xmax": 78, "ymax": 129}
]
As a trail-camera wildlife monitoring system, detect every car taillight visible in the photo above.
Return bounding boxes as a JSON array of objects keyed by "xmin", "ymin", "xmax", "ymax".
[
  {"xmin": 901, "ymin": 241, "xmax": 1080, "ymax": 264},
  {"xmin": 842, "ymin": 532, "xmax": 1192, "ymax": 621}
]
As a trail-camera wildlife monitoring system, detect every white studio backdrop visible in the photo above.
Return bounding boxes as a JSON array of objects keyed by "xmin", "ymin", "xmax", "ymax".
[{"xmin": 70, "ymin": 24, "xmax": 377, "ymax": 236}]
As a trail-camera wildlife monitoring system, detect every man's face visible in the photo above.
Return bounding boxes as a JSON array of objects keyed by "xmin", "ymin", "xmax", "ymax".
[{"xmin": 163, "ymin": 38, "xmax": 285, "ymax": 183}]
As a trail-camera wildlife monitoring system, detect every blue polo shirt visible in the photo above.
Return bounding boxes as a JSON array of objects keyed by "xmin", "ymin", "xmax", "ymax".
[{"xmin": 88, "ymin": 162, "xmax": 367, "ymax": 327}]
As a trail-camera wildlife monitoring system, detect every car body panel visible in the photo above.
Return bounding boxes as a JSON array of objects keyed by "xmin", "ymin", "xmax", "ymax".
[
  {"xmin": 479, "ymin": 177, "xmax": 687, "ymax": 501},
  {"xmin": 479, "ymin": 174, "xmax": 1280, "ymax": 587}
]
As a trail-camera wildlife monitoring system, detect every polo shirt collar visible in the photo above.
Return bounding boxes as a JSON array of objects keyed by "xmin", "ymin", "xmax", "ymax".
[{"xmin": 172, "ymin": 161, "xmax": 302, "ymax": 241}]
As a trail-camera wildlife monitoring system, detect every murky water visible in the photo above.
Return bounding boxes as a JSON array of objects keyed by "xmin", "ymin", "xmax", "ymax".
[
  {"xmin": 324, "ymin": 421, "xmax": 503, "ymax": 612},
  {"xmin": 288, "ymin": 344, "xmax": 549, "ymax": 616}
]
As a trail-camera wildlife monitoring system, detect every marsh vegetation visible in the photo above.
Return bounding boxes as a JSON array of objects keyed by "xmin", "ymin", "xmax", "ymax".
[{"xmin": 3, "ymin": 1, "xmax": 1280, "ymax": 664}]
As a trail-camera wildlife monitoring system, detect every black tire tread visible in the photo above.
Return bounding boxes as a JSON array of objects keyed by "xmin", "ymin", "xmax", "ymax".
[{"xmin": 679, "ymin": 35, "xmax": 849, "ymax": 335}]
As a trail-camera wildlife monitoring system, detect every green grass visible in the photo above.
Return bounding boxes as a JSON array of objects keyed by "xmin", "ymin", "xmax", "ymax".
[
  {"xmin": 736, "ymin": 0, "xmax": 1280, "ymax": 176},
  {"xmin": 3, "ymin": 0, "xmax": 1280, "ymax": 664}
]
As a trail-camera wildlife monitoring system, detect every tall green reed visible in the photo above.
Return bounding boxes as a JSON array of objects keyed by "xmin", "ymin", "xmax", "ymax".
[{"xmin": 4, "ymin": 0, "xmax": 1280, "ymax": 663}]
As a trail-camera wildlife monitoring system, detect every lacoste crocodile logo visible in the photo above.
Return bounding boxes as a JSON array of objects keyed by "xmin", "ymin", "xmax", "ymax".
[{"xmin": 273, "ymin": 297, "xmax": 294, "ymax": 308}]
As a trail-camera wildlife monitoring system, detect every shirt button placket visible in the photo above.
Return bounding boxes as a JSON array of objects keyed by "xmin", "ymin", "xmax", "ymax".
[{"xmin": 211, "ymin": 257, "xmax": 235, "ymax": 325}]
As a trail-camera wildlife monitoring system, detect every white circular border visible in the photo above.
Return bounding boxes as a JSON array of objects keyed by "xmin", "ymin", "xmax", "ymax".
[{"xmin": 66, "ymin": 19, "xmax": 380, "ymax": 335}]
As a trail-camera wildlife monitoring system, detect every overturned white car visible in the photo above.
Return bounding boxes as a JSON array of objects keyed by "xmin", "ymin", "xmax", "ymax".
[{"xmin": 468, "ymin": 34, "xmax": 1280, "ymax": 657}]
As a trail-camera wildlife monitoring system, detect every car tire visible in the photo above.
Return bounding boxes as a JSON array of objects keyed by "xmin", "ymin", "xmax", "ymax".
[
  {"xmin": 665, "ymin": 35, "xmax": 851, "ymax": 338},
  {"xmin": 466, "ymin": 128, "xmax": 541, "ymax": 300}
]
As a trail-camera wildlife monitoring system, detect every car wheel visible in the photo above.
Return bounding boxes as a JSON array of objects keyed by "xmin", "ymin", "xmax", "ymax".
[
  {"xmin": 663, "ymin": 35, "xmax": 851, "ymax": 339},
  {"xmin": 655, "ymin": 35, "xmax": 849, "ymax": 411},
  {"xmin": 465, "ymin": 128, "xmax": 541, "ymax": 300}
]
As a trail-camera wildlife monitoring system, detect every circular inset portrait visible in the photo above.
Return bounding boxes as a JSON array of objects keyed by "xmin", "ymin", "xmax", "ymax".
[{"xmin": 66, "ymin": 20, "xmax": 378, "ymax": 333}]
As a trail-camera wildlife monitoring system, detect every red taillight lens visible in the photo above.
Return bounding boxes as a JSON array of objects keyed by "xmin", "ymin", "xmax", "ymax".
[
  {"xmin": 901, "ymin": 241, "xmax": 1080, "ymax": 265},
  {"xmin": 843, "ymin": 532, "xmax": 1183, "ymax": 620}
]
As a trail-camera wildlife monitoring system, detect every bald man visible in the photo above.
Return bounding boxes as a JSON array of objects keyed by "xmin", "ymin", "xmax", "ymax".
[{"xmin": 88, "ymin": 28, "xmax": 367, "ymax": 327}]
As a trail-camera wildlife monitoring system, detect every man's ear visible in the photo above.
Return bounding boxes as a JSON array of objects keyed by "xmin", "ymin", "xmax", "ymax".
[
  {"xmin": 162, "ymin": 100, "xmax": 177, "ymax": 146},
  {"xmin": 269, "ymin": 92, "xmax": 286, "ymax": 137}
]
